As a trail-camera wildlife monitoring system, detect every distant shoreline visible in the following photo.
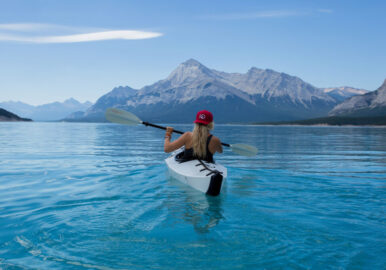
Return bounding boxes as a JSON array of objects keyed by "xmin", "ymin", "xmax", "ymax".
[
  {"xmin": 0, "ymin": 108, "xmax": 32, "ymax": 122},
  {"xmin": 249, "ymin": 124, "xmax": 386, "ymax": 128},
  {"xmin": 1, "ymin": 121, "xmax": 386, "ymax": 128},
  {"xmin": 251, "ymin": 116, "xmax": 386, "ymax": 126}
]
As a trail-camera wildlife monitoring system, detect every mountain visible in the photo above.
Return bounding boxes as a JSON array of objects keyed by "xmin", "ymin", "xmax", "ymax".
[
  {"xmin": 0, "ymin": 98, "xmax": 92, "ymax": 121},
  {"xmin": 0, "ymin": 108, "xmax": 32, "ymax": 122},
  {"xmin": 214, "ymin": 67, "xmax": 333, "ymax": 105},
  {"xmin": 329, "ymin": 79, "xmax": 386, "ymax": 117},
  {"xmin": 135, "ymin": 59, "xmax": 332, "ymax": 107},
  {"xmin": 66, "ymin": 59, "xmax": 342, "ymax": 123},
  {"xmin": 0, "ymin": 101, "xmax": 35, "ymax": 118},
  {"xmin": 64, "ymin": 86, "xmax": 137, "ymax": 121},
  {"xmin": 323, "ymin": 87, "xmax": 368, "ymax": 103}
]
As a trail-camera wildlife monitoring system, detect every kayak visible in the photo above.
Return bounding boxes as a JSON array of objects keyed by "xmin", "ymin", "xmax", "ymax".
[{"xmin": 165, "ymin": 148, "xmax": 227, "ymax": 196}]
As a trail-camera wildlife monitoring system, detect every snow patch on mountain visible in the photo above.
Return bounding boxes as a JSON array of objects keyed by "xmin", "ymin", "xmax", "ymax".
[
  {"xmin": 212, "ymin": 67, "xmax": 334, "ymax": 107},
  {"xmin": 329, "ymin": 79, "xmax": 386, "ymax": 116},
  {"xmin": 66, "ymin": 59, "xmax": 346, "ymax": 123}
]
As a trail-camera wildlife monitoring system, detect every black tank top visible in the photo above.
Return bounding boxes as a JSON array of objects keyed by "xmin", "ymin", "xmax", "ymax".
[{"xmin": 182, "ymin": 135, "xmax": 214, "ymax": 163}]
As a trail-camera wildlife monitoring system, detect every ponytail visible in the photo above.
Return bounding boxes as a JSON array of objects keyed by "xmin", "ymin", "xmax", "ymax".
[{"xmin": 192, "ymin": 122, "xmax": 214, "ymax": 158}]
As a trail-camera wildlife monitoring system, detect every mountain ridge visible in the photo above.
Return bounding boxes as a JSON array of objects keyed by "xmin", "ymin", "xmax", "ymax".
[
  {"xmin": 329, "ymin": 79, "xmax": 386, "ymax": 117},
  {"xmin": 323, "ymin": 87, "xmax": 369, "ymax": 103},
  {"xmin": 0, "ymin": 99, "xmax": 92, "ymax": 121},
  {"xmin": 64, "ymin": 59, "xmax": 373, "ymax": 123},
  {"xmin": 0, "ymin": 108, "xmax": 32, "ymax": 122}
]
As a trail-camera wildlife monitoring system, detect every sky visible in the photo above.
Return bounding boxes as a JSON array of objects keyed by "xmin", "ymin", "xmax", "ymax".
[{"xmin": 0, "ymin": 0, "xmax": 385, "ymax": 105}]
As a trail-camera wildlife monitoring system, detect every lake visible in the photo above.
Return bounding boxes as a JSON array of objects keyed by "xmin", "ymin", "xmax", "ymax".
[{"xmin": 0, "ymin": 122, "xmax": 385, "ymax": 269}]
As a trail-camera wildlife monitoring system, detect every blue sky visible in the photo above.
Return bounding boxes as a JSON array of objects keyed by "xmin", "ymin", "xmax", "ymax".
[{"xmin": 0, "ymin": 0, "xmax": 385, "ymax": 105}]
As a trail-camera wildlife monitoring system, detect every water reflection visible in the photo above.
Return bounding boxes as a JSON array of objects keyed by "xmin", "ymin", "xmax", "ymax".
[
  {"xmin": 168, "ymin": 177, "xmax": 224, "ymax": 233},
  {"xmin": 229, "ymin": 172, "xmax": 261, "ymax": 196}
]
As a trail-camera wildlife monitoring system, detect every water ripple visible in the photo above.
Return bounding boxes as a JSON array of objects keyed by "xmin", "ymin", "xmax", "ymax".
[{"xmin": 0, "ymin": 123, "xmax": 385, "ymax": 269}]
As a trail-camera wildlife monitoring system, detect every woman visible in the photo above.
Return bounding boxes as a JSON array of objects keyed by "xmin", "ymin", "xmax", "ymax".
[{"xmin": 164, "ymin": 110, "xmax": 222, "ymax": 163}]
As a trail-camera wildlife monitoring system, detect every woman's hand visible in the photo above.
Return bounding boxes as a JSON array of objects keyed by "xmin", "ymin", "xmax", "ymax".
[
  {"xmin": 165, "ymin": 127, "xmax": 174, "ymax": 140},
  {"xmin": 164, "ymin": 131, "xmax": 188, "ymax": 153}
]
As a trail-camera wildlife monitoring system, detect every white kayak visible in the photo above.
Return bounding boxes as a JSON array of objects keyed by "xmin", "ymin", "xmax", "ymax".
[{"xmin": 165, "ymin": 149, "xmax": 227, "ymax": 196}]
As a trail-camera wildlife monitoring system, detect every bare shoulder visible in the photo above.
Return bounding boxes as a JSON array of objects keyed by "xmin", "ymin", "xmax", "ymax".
[
  {"xmin": 211, "ymin": 135, "xmax": 221, "ymax": 144},
  {"xmin": 210, "ymin": 135, "xmax": 223, "ymax": 153},
  {"xmin": 183, "ymin": 131, "xmax": 192, "ymax": 139}
]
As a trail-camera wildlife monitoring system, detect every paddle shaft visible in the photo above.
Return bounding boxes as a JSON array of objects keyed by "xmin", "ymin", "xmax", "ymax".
[{"xmin": 142, "ymin": 121, "xmax": 231, "ymax": 147}]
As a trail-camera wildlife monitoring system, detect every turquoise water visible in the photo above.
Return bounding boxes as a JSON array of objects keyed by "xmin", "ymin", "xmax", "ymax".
[{"xmin": 0, "ymin": 122, "xmax": 385, "ymax": 269}]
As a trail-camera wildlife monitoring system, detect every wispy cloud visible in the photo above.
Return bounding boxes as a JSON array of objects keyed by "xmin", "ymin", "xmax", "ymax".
[
  {"xmin": 0, "ymin": 23, "xmax": 162, "ymax": 43},
  {"xmin": 200, "ymin": 10, "xmax": 302, "ymax": 20},
  {"xmin": 200, "ymin": 9, "xmax": 333, "ymax": 20},
  {"xmin": 317, "ymin": 9, "xmax": 333, "ymax": 14},
  {"xmin": 0, "ymin": 23, "xmax": 95, "ymax": 33}
]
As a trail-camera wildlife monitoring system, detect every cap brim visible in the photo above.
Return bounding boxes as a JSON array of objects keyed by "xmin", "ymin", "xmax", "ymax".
[{"xmin": 194, "ymin": 120, "xmax": 210, "ymax": 125}]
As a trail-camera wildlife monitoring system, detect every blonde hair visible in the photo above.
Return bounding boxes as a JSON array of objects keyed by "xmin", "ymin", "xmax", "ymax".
[{"xmin": 192, "ymin": 122, "xmax": 214, "ymax": 158}]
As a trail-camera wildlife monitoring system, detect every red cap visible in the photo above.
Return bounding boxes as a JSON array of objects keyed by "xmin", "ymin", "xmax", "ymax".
[{"xmin": 194, "ymin": 110, "xmax": 213, "ymax": 125}]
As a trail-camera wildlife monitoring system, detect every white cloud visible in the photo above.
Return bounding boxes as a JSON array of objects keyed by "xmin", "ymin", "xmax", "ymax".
[
  {"xmin": 200, "ymin": 10, "xmax": 304, "ymax": 20},
  {"xmin": 0, "ymin": 23, "xmax": 82, "ymax": 32},
  {"xmin": 0, "ymin": 23, "xmax": 49, "ymax": 31},
  {"xmin": 0, "ymin": 23, "xmax": 162, "ymax": 43},
  {"xmin": 200, "ymin": 9, "xmax": 333, "ymax": 20}
]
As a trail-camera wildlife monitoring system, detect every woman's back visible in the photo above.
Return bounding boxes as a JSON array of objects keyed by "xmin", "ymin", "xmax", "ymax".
[{"xmin": 183, "ymin": 133, "xmax": 216, "ymax": 162}]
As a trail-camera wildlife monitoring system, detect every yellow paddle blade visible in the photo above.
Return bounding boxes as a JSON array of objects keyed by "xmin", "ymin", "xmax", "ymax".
[
  {"xmin": 230, "ymin": 143, "xmax": 258, "ymax": 157},
  {"xmin": 105, "ymin": 108, "xmax": 142, "ymax": 125}
]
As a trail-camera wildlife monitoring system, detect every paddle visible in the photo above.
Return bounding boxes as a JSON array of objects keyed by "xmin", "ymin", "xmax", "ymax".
[{"xmin": 105, "ymin": 108, "xmax": 258, "ymax": 157}]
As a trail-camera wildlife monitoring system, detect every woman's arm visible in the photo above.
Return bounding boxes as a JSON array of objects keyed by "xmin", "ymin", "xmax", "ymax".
[
  {"xmin": 209, "ymin": 136, "xmax": 223, "ymax": 154},
  {"xmin": 213, "ymin": 136, "xmax": 223, "ymax": 154},
  {"xmin": 164, "ymin": 128, "xmax": 188, "ymax": 153}
]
